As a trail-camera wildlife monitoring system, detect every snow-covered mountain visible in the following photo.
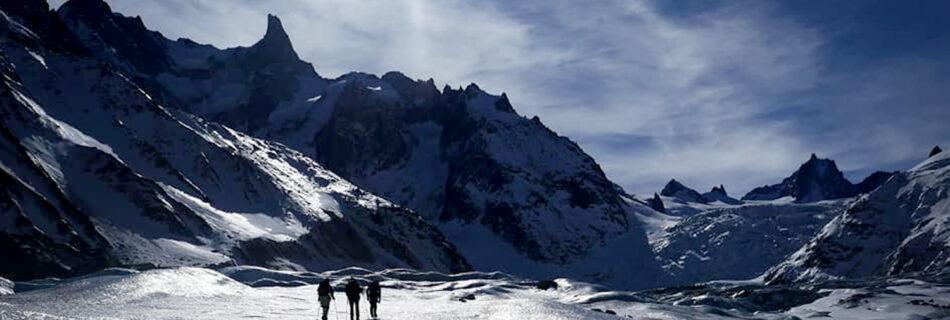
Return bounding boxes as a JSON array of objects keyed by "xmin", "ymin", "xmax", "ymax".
[
  {"xmin": 765, "ymin": 149, "xmax": 950, "ymax": 283},
  {"xmin": 742, "ymin": 154, "xmax": 893, "ymax": 203},
  {"xmin": 0, "ymin": 0, "xmax": 469, "ymax": 280},
  {"xmin": 47, "ymin": 0, "xmax": 663, "ymax": 289}
]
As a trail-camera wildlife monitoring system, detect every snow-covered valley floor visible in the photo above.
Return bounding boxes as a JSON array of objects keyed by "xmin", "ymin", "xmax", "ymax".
[{"xmin": 1, "ymin": 267, "xmax": 949, "ymax": 320}]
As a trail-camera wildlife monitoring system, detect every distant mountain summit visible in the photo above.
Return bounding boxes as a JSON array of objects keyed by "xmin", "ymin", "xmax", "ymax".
[
  {"xmin": 659, "ymin": 180, "xmax": 740, "ymax": 205},
  {"xmin": 660, "ymin": 179, "xmax": 706, "ymax": 203},
  {"xmin": 646, "ymin": 193, "xmax": 665, "ymax": 213},
  {"xmin": 742, "ymin": 154, "xmax": 893, "ymax": 203},
  {"xmin": 249, "ymin": 14, "xmax": 302, "ymax": 64},
  {"xmin": 701, "ymin": 185, "xmax": 742, "ymax": 205}
]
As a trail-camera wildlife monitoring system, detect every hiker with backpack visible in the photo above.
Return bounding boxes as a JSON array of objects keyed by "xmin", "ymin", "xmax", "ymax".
[
  {"xmin": 345, "ymin": 278, "xmax": 363, "ymax": 320},
  {"xmin": 317, "ymin": 279, "xmax": 335, "ymax": 320},
  {"xmin": 367, "ymin": 280, "xmax": 381, "ymax": 319}
]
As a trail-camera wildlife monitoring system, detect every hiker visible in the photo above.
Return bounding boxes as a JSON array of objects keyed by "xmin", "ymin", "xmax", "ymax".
[
  {"xmin": 345, "ymin": 278, "xmax": 363, "ymax": 320},
  {"xmin": 317, "ymin": 279, "xmax": 335, "ymax": 320},
  {"xmin": 367, "ymin": 280, "xmax": 381, "ymax": 319}
]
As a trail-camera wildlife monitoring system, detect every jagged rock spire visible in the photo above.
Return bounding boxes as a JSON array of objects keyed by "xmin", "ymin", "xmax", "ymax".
[
  {"xmin": 249, "ymin": 14, "xmax": 301, "ymax": 63},
  {"xmin": 709, "ymin": 184, "xmax": 727, "ymax": 195},
  {"xmin": 646, "ymin": 193, "xmax": 665, "ymax": 213},
  {"xmin": 931, "ymin": 145, "xmax": 943, "ymax": 157}
]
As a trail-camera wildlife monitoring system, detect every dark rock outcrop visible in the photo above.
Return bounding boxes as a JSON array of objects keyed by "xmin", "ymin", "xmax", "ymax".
[
  {"xmin": 854, "ymin": 171, "xmax": 895, "ymax": 194},
  {"xmin": 58, "ymin": 0, "xmax": 172, "ymax": 74},
  {"xmin": 647, "ymin": 193, "xmax": 666, "ymax": 213}
]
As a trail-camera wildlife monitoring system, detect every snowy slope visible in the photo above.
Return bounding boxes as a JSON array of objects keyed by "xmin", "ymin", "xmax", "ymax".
[
  {"xmin": 655, "ymin": 200, "xmax": 847, "ymax": 285},
  {"xmin": 2, "ymin": 266, "xmax": 948, "ymax": 320},
  {"xmin": 50, "ymin": 0, "xmax": 663, "ymax": 289},
  {"xmin": 0, "ymin": 0, "xmax": 469, "ymax": 280},
  {"xmin": 765, "ymin": 150, "xmax": 950, "ymax": 283},
  {"xmin": 628, "ymin": 186, "xmax": 849, "ymax": 286},
  {"xmin": 0, "ymin": 277, "xmax": 12, "ymax": 296}
]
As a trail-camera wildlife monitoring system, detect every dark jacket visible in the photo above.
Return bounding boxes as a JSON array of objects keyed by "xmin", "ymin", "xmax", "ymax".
[
  {"xmin": 367, "ymin": 281, "xmax": 381, "ymax": 303},
  {"xmin": 345, "ymin": 280, "xmax": 362, "ymax": 301},
  {"xmin": 318, "ymin": 280, "xmax": 334, "ymax": 299}
]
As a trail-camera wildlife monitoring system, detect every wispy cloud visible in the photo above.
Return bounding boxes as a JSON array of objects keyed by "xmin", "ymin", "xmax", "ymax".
[{"xmin": 49, "ymin": 0, "xmax": 950, "ymax": 195}]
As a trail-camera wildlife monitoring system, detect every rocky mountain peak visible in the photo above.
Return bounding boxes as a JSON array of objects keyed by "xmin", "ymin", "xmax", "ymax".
[
  {"xmin": 646, "ymin": 193, "xmax": 665, "ymax": 213},
  {"xmin": 701, "ymin": 184, "xmax": 742, "ymax": 205},
  {"xmin": 58, "ymin": 0, "xmax": 112, "ymax": 19},
  {"xmin": 799, "ymin": 154, "xmax": 841, "ymax": 179},
  {"xmin": 660, "ymin": 179, "xmax": 705, "ymax": 203},
  {"xmin": 660, "ymin": 179, "xmax": 686, "ymax": 194},
  {"xmin": 742, "ymin": 154, "xmax": 860, "ymax": 203},
  {"xmin": 248, "ymin": 14, "xmax": 301, "ymax": 64},
  {"xmin": 931, "ymin": 145, "xmax": 943, "ymax": 157},
  {"xmin": 709, "ymin": 184, "xmax": 727, "ymax": 195}
]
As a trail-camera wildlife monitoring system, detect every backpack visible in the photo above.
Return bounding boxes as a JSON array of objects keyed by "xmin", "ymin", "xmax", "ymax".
[
  {"xmin": 368, "ymin": 282, "xmax": 381, "ymax": 297},
  {"xmin": 345, "ymin": 281, "xmax": 362, "ymax": 298},
  {"xmin": 318, "ymin": 282, "xmax": 331, "ymax": 295}
]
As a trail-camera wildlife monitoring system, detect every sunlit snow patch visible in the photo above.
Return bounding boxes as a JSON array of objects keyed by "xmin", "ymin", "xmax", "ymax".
[
  {"xmin": 25, "ymin": 49, "xmax": 47, "ymax": 69},
  {"xmin": 0, "ymin": 277, "xmax": 12, "ymax": 296},
  {"xmin": 163, "ymin": 185, "xmax": 307, "ymax": 242},
  {"xmin": 11, "ymin": 89, "xmax": 118, "ymax": 159}
]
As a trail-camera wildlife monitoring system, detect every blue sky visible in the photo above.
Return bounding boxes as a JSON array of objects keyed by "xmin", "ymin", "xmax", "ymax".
[{"xmin": 49, "ymin": 0, "xmax": 950, "ymax": 196}]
